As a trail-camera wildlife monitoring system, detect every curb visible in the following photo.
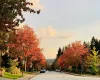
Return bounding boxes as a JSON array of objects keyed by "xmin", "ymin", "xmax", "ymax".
[
  {"xmin": 29, "ymin": 72, "xmax": 40, "ymax": 80},
  {"xmin": 18, "ymin": 72, "xmax": 40, "ymax": 80},
  {"xmin": 62, "ymin": 71, "xmax": 100, "ymax": 78}
]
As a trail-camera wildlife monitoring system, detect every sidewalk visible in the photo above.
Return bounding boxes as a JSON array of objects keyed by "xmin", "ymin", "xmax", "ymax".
[
  {"xmin": 18, "ymin": 72, "xmax": 39, "ymax": 80},
  {"xmin": 62, "ymin": 71, "xmax": 100, "ymax": 78}
]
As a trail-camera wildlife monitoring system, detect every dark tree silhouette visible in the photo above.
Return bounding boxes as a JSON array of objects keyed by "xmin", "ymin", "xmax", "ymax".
[
  {"xmin": 0, "ymin": 0, "xmax": 40, "ymax": 31},
  {"xmin": 90, "ymin": 36, "xmax": 100, "ymax": 54},
  {"xmin": 1, "ymin": 53, "xmax": 10, "ymax": 68},
  {"xmin": 57, "ymin": 47, "xmax": 62, "ymax": 58}
]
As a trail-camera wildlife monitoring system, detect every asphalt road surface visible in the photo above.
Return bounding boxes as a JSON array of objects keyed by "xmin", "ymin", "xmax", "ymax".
[{"xmin": 30, "ymin": 71, "xmax": 100, "ymax": 80}]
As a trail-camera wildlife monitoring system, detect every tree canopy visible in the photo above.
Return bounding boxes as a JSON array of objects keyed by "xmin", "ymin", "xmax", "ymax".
[{"xmin": 0, "ymin": 0, "xmax": 40, "ymax": 31}]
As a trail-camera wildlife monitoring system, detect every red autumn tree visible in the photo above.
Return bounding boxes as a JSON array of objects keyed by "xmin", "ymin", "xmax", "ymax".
[
  {"xmin": 8, "ymin": 25, "xmax": 42, "ymax": 72},
  {"xmin": 26, "ymin": 47, "xmax": 46, "ymax": 69},
  {"xmin": 58, "ymin": 41, "xmax": 89, "ymax": 72}
]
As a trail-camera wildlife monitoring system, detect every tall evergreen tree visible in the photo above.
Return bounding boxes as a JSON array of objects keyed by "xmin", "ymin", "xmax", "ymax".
[
  {"xmin": 85, "ymin": 47, "xmax": 100, "ymax": 75},
  {"xmin": 57, "ymin": 47, "xmax": 62, "ymax": 58},
  {"xmin": 52, "ymin": 47, "xmax": 62, "ymax": 70},
  {"xmin": 90, "ymin": 36, "xmax": 100, "ymax": 54},
  {"xmin": 90, "ymin": 36, "xmax": 95, "ymax": 50},
  {"xmin": 83, "ymin": 41, "xmax": 90, "ymax": 48}
]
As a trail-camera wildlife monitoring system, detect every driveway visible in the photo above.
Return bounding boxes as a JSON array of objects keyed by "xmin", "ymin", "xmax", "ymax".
[{"xmin": 30, "ymin": 71, "xmax": 100, "ymax": 80}]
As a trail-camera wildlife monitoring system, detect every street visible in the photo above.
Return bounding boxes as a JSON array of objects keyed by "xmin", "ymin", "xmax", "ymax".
[{"xmin": 30, "ymin": 71, "xmax": 100, "ymax": 80}]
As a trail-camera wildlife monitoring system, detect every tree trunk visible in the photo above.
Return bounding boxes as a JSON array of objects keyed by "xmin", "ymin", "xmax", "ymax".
[
  {"xmin": 25, "ymin": 62, "xmax": 26, "ymax": 72},
  {"xmin": 76, "ymin": 64, "xmax": 78, "ymax": 72},
  {"xmin": 24, "ymin": 57, "xmax": 27, "ymax": 72},
  {"xmin": 0, "ymin": 52, "xmax": 2, "ymax": 68},
  {"xmin": 22, "ymin": 70, "xmax": 23, "ymax": 76}
]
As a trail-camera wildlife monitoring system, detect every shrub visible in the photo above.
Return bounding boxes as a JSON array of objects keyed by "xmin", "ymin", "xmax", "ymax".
[
  {"xmin": 1, "ymin": 68, "xmax": 5, "ymax": 73},
  {"xmin": 8, "ymin": 66, "xmax": 20, "ymax": 74},
  {"xmin": 90, "ymin": 65, "xmax": 99, "ymax": 75},
  {"xmin": 68, "ymin": 66, "xmax": 72, "ymax": 72},
  {"xmin": 0, "ymin": 68, "xmax": 5, "ymax": 77},
  {"xmin": 71, "ymin": 66, "xmax": 76, "ymax": 72}
]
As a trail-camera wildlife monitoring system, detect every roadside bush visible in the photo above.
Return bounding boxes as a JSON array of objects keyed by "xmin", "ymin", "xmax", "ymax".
[
  {"xmin": 71, "ymin": 66, "xmax": 76, "ymax": 72},
  {"xmin": 68, "ymin": 66, "xmax": 72, "ymax": 72},
  {"xmin": 90, "ymin": 65, "xmax": 99, "ymax": 75},
  {"xmin": 7, "ymin": 59, "xmax": 20, "ymax": 74},
  {"xmin": 0, "ymin": 68, "xmax": 5, "ymax": 76},
  {"xmin": 85, "ymin": 68, "xmax": 91, "ymax": 74},
  {"xmin": 8, "ymin": 66, "xmax": 20, "ymax": 74},
  {"xmin": 1, "ymin": 68, "xmax": 5, "ymax": 73},
  {"xmin": 2, "ymin": 67, "xmax": 7, "ymax": 72},
  {"xmin": 65, "ymin": 66, "xmax": 72, "ymax": 72}
]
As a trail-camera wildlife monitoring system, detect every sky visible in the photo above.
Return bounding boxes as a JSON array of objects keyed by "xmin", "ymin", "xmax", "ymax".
[{"xmin": 22, "ymin": 0, "xmax": 100, "ymax": 59}]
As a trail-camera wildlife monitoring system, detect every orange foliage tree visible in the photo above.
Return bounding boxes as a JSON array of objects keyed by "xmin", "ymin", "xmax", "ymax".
[
  {"xmin": 8, "ymin": 25, "xmax": 46, "ymax": 71},
  {"xmin": 27, "ymin": 47, "xmax": 46, "ymax": 69},
  {"xmin": 58, "ymin": 41, "xmax": 89, "ymax": 72}
]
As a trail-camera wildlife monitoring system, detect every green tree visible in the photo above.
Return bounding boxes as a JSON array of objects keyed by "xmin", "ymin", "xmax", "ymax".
[
  {"xmin": 83, "ymin": 41, "xmax": 90, "ymax": 48},
  {"xmin": 0, "ymin": 0, "xmax": 40, "ymax": 31},
  {"xmin": 57, "ymin": 47, "xmax": 62, "ymax": 58},
  {"xmin": 0, "ymin": 31, "xmax": 9, "ymax": 67},
  {"xmin": 86, "ymin": 47, "xmax": 100, "ymax": 75},
  {"xmin": 90, "ymin": 36, "xmax": 100, "ymax": 54},
  {"xmin": 1, "ymin": 53, "xmax": 10, "ymax": 68},
  {"xmin": 8, "ymin": 59, "xmax": 20, "ymax": 74}
]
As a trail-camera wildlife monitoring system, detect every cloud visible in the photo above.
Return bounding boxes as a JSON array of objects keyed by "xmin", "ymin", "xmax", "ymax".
[
  {"xmin": 37, "ymin": 25, "xmax": 57, "ymax": 38},
  {"xmin": 36, "ymin": 25, "xmax": 75, "ymax": 39},
  {"xmin": 27, "ymin": 0, "xmax": 44, "ymax": 10},
  {"xmin": 56, "ymin": 33, "xmax": 75, "ymax": 39},
  {"xmin": 56, "ymin": 35, "xmax": 73, "ymax": 39}
]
